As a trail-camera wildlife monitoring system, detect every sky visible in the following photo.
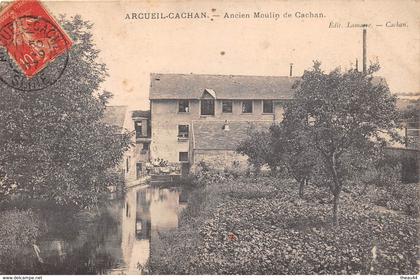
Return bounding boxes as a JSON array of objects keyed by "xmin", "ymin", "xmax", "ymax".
[{"xmin": 44, "ymin": 0, "xmax": 420, "ymax": 110}]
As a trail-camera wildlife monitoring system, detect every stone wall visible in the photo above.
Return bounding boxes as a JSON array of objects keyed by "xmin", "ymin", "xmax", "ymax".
[
  {"xmin": 192, "ymin": 149, "xmax": 249, "ymax": 171},
  {"xmin": 150, "ymin": 99, "xmax": 285, "ymax": 163}
]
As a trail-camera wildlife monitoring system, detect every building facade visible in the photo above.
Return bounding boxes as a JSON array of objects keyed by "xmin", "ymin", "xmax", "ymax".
[
  {"xmin": 131, "ymin": 110, "xmax": 152, "ymax": 178},
  {"xmin": 149, "ymin": 73, "xmax": 299, "ymax": 170},
  {"xmin": 190, "ymin": 120, "xmax": 272, "ymax": 170},
  {"xmin": 103, "ymin": 106, "xmax": 151, "ymax": 185}
]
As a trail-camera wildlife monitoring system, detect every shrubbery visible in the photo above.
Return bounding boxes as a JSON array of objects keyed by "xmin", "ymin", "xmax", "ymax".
[
  {"xmin": 149, "ymin": 182, "xmax": 218, "ymax": 274},
  {"xmin": 374, "ymin": 183, "xmax": 419, "ymax": 216},
  {"xmin": 185, "ymin": 161, "xmax": 241, "ymax": 188},
  {"xmin": 0, "ymin": 209, "xmax": 42, "ymax": 273},
  {"xmin": 355, "ymin": 155, "xmax": 419, "ymax": 217},
  {"xmin": 149, "ymin": 176, "xmax": 418, "ymax": 275}
]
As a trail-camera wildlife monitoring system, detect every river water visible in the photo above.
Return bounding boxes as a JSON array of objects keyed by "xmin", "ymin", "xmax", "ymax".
[{"xmin": 31, "ymin": 185, "xmax": 188, "ymax": 274}]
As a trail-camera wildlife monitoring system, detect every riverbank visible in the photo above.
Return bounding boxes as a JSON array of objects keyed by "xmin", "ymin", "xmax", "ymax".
[
  {"xmin": 148, "ymin": 176, "xmax": 418, "ymax": 274},
  {"xmin": 0, "ymin": 201, "xmax": 122, "ymax": 274},
  {"xmin": 0, "ymin": 184, "xmax": 190, "ymax": 275}
]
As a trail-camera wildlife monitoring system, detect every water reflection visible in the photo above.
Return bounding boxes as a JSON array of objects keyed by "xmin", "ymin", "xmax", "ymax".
[
  {"xmin": 24, "ymin": 185, "xmax": 188, "ymax": 275},
  {"xmin": 117, "ymin": 186, "xmax": 184, "ymax": 274}
]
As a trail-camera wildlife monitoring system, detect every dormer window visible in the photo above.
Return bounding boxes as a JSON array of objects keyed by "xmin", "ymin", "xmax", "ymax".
[
  {"xmin": 201, "ymin": 99, "xmax": 215, "ymax": 115},
  {"xmin": 200, "ymin": 89, "xmax": 216, "ymax": 116},
  {"xmin": 178, "ymin": 100, "xmax": 189, "ymax": 113}
]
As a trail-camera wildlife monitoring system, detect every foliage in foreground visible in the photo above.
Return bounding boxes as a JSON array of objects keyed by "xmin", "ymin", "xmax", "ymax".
[
  {"xmin": 0, "ymin": 204, "xmax": 123, "ymax": 274},
  {"xmin": 236, "ymin": 129, "xmax": 278, "ymax": 174},
  {"xmin": 0, "ymin": 209, "xmax": 42, "ymax": 273},
  {"xmin": 149, "ymin": 177, "xmax": 418, "ymax": 275},
  {"xmin": 238, "ymin": 61, "xmax": 403, "ymax": 224},
  {"xmin": 0, "ymin": 15, "xmax": 131, "ymax": 208}
]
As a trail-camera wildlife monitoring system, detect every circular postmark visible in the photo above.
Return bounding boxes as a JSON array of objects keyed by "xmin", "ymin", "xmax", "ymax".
[{"xmin": 0, "ymin": 15, "xmax": 70, "ymax": 91}]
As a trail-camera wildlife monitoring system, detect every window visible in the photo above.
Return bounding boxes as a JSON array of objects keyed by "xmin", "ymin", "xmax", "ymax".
[
  {"xmin": 222, "ymin": 100, "xmax": 233, "ymax": 113},
  {"xmin": 242, "ymin": 100, "xmax": 253, "ymax": 113},
  {"xmin": 136, "ymin": 162, "xmax": 143, "ymax": 179},
  {"xmin": 135, "ymin": 121, "xmax": 143, "ymax": 138},
  {"xmin": 179, "ymin": 152, "xmax": 188, "ymax": 162},
  {"xmin": 263, "ymin": 100, "xmax": 274, "ymax": 114},
  {"xmin": 142, "ymin": 142, "xmax": 150, "ymax": 151},
  {"xmin": 201, "ymin": 99, "xmax": 215, "ymax": 115},
  {"xmin": 178, "ymin": 125, "xmax": 189, "ymax": 138},
  {"xmin": 178, "ymin": 100, "xmax": 189, "ymax": 113},
  {"xmin": 126, "ymin": 157, "xmax": 130, "ymax": 173}
]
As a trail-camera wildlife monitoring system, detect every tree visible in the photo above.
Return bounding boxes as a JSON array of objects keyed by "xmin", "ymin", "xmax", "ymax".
[
  {"xmin": 0, "ymin": 15, "xmax": 132, "ymax": 208},
  {"xmin": 289, "ymin": 61, "xmax": 401, "ymax": 224},
  {"xmin": 270, "ymin": 113, "xmax": 317, "ymax": 198},
  {"xmin": 236, "ymin": 126, "xmax": 278, "ymax": 174}
]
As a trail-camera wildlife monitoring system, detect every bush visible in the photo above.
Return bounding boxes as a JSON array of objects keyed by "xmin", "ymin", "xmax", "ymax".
[
  {"xmin": 190, "ymin": 161, "xmax": 238, "ymax": 187},
  {"xmin": 0, "ymin": 209, "xmax": 42, "ymax": 273},
  {"xmin": 374, "ymin": 183, "xmax": 419, "ymax": 217},
  {"xmin": 353, "ymin": 155, "xmax": 419, "ymax": 216},
  {"xmin": 149, "ymin": 177, "xmax": 418, "ymax": 274}
]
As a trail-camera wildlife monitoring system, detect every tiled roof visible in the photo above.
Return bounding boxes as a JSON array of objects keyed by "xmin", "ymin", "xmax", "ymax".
[
  {"xmin": 132, "ymin": 110, "xmax": 150, "ymax": 119},
  {"xmin": 192, "ymin": 120, "xmax": 273, "ymax": 150},
  {"xmin": 102, "ymin": 106, "xmax": 127, "ymax": 130},
  {"xmin": 149, "ymin": 73, "xmax": 386, "ymax": 101},
  {"xmin": 149, "ymin": 73, "xmax": 300, "ymax": 100}
]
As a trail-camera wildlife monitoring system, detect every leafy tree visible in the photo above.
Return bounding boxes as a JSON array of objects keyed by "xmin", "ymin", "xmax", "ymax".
[
  {"xmin": 236, "ymin": 127, "xmax": 278, "ymax": 174},
  {"xmin": 289, "ymin": 61, "xmax": 401, "ymax": 224},
  {"xmin": 0, "ymin": 15, "xmax": 132, "ymax": 208},
  {"xmin": 270, "ymin": 114, "xmax": 317, "ymax": 198},
  {"xmin": 0, "ymin": 209, "xmax": 41, "ymax": 273}
]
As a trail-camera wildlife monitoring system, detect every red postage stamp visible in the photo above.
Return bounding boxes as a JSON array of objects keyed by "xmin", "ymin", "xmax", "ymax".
[{"xmin": 0, "ymin": 0, "xmax": 72, "ymax": 77}]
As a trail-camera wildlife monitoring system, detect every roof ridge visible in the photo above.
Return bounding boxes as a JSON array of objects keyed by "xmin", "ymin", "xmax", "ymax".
[
  {"xmin": 150, "ymin": 72, "xmax": 300, "ymax": 79},
  {"xmin": 193, "ymin": 120, "xmax": 274, "ymax": 123},
  {"xmin": 150, "ymin": 74, "xmax": 299, "ymax": 100},
  {"xmin": 105, "ymin": 105, "xmax": 128, "ymax": 108}
]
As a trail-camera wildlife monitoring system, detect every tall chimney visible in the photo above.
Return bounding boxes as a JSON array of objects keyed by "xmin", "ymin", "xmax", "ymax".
[
  {"xmin": 289, "ymin": 63, "xmax": 293, "ymax": 77},
  {"xmin": 355, "ymin": 58, "xmax": 359, "ymax": 71},
  {"xmin": 362, "ymin": 28, "xmax": 367, "ymax": 74}
]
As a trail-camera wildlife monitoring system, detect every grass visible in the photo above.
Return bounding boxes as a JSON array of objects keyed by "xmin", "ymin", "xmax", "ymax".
[{"xmin": 148, "ymin": 176, "xmax": 418, "ymax": 275}]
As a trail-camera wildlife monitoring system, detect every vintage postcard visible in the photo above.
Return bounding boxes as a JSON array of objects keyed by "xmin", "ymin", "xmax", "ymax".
[{"xmin": 0, "ymin": 0, "xmax": 419, "ymax": 278}]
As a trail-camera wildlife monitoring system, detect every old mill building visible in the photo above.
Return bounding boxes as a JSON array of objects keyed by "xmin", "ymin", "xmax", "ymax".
[
  {"xmin": 148, "ymin": 73, "xmax": 299, "ymax": 172},
  {"xmin": 103, "ymin": 73, "xmax": 418, "ymax": 183}
]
